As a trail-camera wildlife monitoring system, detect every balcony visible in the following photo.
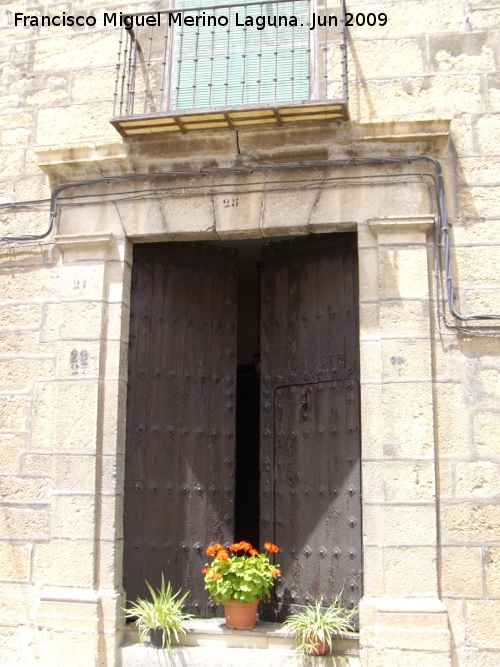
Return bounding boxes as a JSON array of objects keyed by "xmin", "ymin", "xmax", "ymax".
[{"xmin": 111, "ymin": 0, "xmax": 348, "ymax": 136}]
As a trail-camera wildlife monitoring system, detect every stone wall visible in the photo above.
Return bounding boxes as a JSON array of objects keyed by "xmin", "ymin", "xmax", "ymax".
[{"xmin": 0, "ymin": 0, "xmax": 499, "ymax": 666}]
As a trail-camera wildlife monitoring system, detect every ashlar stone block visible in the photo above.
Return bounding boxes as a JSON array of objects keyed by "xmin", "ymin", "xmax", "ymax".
[
  {"xmin": 436, "ymin": 383, "xmax": 471, "ymax": 456},
  {"xmin": 363, "ymin": 504, "xmax": 437, "ymax": 547},
  {"xmin": 0, "ymin": 304, "xmax": 40, "ymax": 329},
  {"xmin": 475, "ymin": 113, "xmax": 500, "ymax": 154},
  {"xmin": 350, "ymin": 74, "xmax": 482, "ymax": 121},
  {"xmin": 24, "ymin": 453, "xmax": 96, "ymax": 493},
  {"xmin": 360, "ymin": 340, "xmax": 381, "ymax": 383},
  {"xmin": 50, "ymin": 495, "xmax": 95, "ymax": 540},
  {"xmin": 37, "ymin": 600, "xmax": 99, "ymax": 633},
  {"xmin": 32, "ymin": 628, "xmax": 99, "ymax": 667},
  {"xmin": 382, "ymin": 460, "xmax": 436, "ymax": 502},
  {"xmin": 0, "ymin": 358, "xmax": 53, "ymax": 391},
  {"xmin": 359, "ymin": 383, "xmax": 383, "ymax": 458},
  {"xmin": 0, "ymin": 331, "xmax": 54, "ymax": 356},
  {"xmin": 0, "ymin": 474, "xmax": 51, "ymax": 503},
  {"xmin": 42, "ymin": 301, "xmax": 104, "ymax": 341},
  {"xmin": 71, "ymin": 67, "xmax": 116, "ymax": 103},
  {"xmin": 0, "ymin": 582, "xmax": 38, "ymax": 623},
  {"xmin": 0, "ymin": 267, "xmax": 59, "ymax": 303},
  {"xmin": 380, "ymin": 338, "xmax": 432, "ymax": 381},
  {"xmin": 485, "ymin": 547, "xmax": 500, "ymax": 596},
  {"xmin": 36, "ymin": 102, "xmax": 115, "ymax": 145},
  {"xmin": 467, "ymin": 600, "xmax": 500, "ymax": 649},
  {"xmin": 458, "ymin": 157, "xmax": 500, "ymax": 185},
  {"xmin": 430, "ymin": 35, "xmax": 496, "ymax": 73},
  {"xmin": 60, "ymin": 262, "xmax": 106, "ymax": 301},
  {"xmin": 348, "ymin": 39, "xmax": 425, "ymax": 79},
  {"xmin": 98, "ymin": 539, "xmax": 123, "ymax": 590},
  {"xmin": 469, "ymin": 3, "xmax": 500, "ymax": 30},
  {"xmin": 31, "ymin": 380, "xmax": 99, "ymax": 453},
  {"xmin": 260, "ymin": 187, "xmax": 318, "ymax": 237},
  {"xmin": 378, "ymin": 247, "xmax": 430, "ymax": 299},
  {"xmin": 214, "ymin": 186, "xmax": 263, "ymax": 239},
  {"xmin": 0, "ymin": 434, "xmax": 23, "ymax": 472},
  {"xmin": 0, "ymin": 506, "xmax": 49, "ymax": 540},
  {"xmin": 56, "ymin": 341, "xmax": 101, "ymax": 379},
  {"xmin": 456, "ymin": 461, "xmax": 500, "ymax": 497},
  {"xmin": 381, "ymin": 383, "xmax": 434, "ymax": 458},
  {"xmin": 0, "ymin": 542, "xmax": 31, "ymax": 581},
  {"xmin": 343, "ymin": 0, "xmax": 464, "ymax": 40},
  {"xmin": 442, "ymin": 502, "xmax": 500, "ymax": 543},
  {"xmin": 0, "ymin": 395, "xmax": 28, "ymax": 431},
  {"xmin": 379, "ymin": 300, "xmax": 431, "ymax": 336},
  {"xmin": 440, "ymin": 546, "xmax": 484, "ymax": 596},
  {"xmin": 358, "ymin": 247, "xmax": 379, "ymax": 301},
  {"xmin": 444, "ymin": 598, "xmax": 466, "ymax": 646},
  {"xmin": 0, "ymin": 624, "xmax": 33, "ymax": 667},
  {"xmin": 34, "ymin": 539, "xmax": 94, "ymax": 588},
  {"xmin": 474, "ymin": 411, "xmax": 500, "ymax": 456},
  {"xmin": 478, "ymin": 369, "xmax": 500, "ymax": 397},
  {"xmin": 458, "ymin": 188, "xmax": 500, "ymax": 219},
  {"xmin": 383, "ymin": 546, "xmax": 438, "ymax": 596}
]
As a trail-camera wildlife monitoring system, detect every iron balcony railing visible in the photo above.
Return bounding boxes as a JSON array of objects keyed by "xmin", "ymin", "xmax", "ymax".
[{"xmin": 111, "ymin": 0, "xmax": 348, "ymax": 135}]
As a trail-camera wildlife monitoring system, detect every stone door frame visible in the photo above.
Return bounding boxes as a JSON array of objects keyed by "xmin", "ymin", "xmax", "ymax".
[{"xmin": 39, "ymin": 134, "xmax": 453, "ymax": 666}]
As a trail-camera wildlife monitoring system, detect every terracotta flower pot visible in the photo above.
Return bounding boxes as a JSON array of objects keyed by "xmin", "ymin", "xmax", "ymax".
[
  {"xmin": 306, "ymin": 634, "xmax": 331, "ymax": 656},
  {"xmin": 224, "ymin": 599, "xmax": 260, "ymax": 629}
]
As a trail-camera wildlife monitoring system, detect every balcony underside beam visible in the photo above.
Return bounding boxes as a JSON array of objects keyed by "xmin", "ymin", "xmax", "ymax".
[{"xmin": 111, "ymin": 100, "xmax": 348, "ymax": 136}]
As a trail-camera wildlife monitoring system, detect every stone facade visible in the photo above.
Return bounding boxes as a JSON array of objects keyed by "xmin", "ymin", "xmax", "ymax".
[{"xmin": 0, "ymin": 0, "xmax": 499, "ymax": 666}]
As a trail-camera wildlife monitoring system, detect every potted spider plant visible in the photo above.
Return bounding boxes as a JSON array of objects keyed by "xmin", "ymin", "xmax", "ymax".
[
  {"xmin": 283, "ymin": 593, "xmax": 357, "ymax": 655},
  {"xmin": 124, "ymin": 574, "xmax": 193, "ymax": 649}
]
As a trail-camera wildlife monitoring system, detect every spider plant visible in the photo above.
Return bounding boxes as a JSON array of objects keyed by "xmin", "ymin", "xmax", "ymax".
[
  {"xmin": 124, "ymin": 574, "xmax": 193, "ymax": 649},
  {"xmin": 282, "ymin": 593, "xmax": 357, "ymax": 655}
]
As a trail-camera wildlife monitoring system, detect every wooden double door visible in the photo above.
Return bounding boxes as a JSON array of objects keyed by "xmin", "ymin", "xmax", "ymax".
[{"xmin": 124, "ymin": 233, "xmax": 361, "ymax": 619}]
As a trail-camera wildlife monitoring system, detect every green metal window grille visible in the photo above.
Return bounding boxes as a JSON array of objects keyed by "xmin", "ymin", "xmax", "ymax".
[{"xmin": 172, "ymin": 0, "xmax": 310, "ymax": 110}]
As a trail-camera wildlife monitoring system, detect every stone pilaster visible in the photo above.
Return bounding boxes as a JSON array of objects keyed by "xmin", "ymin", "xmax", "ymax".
[
  {"xmin": 358, "ymin": 216, "xmax": 452, "ymax": 667},
  {"xmin": 30, "ymin": 233, "xmax": 129, "ymax": 667}
]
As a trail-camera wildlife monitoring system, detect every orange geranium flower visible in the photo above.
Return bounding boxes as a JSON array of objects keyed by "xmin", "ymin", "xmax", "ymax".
[
  {"xmin": 230, "ymin": 541, "xmax": 253, "ymax": 552},
  {"xmin": 210, "ymin": 572, "xmax": 222, "ymax": 580},
  {"xmin": 271, "ymin": 568, "xmax": 281, "ymax": 577},
  {"xmin": 201, "ymin": 567, "xmax": 210, "ymax": 574},
  {"xmin": 264, "ymin": 542, "xmax": 279, "ymax": 554},
  {"xmin": 215, "ymin": 549, "xmax": 229, "ymax": 561},
  {"xmin": 206, "ymin": 543, "xmax": 223, "ymax": 557},
  {"xmin": 249, "ymin": 548, "xmax": 259, "ymax": 556}
]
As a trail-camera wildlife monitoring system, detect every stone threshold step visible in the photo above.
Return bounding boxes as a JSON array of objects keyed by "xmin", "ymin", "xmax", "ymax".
[
  {"xmin": 122, "ymin": 620, "xmax": 360, "ymax": 666},
  {"xmin": 120, "ymin": 644, "xmax": 360, "ymax": 667}
]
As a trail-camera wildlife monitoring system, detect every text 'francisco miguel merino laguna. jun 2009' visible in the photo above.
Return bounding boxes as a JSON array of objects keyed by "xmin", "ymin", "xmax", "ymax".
[{"xmin": 13, "ymin": 10, "xmax": 389, "ymax": 31}]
